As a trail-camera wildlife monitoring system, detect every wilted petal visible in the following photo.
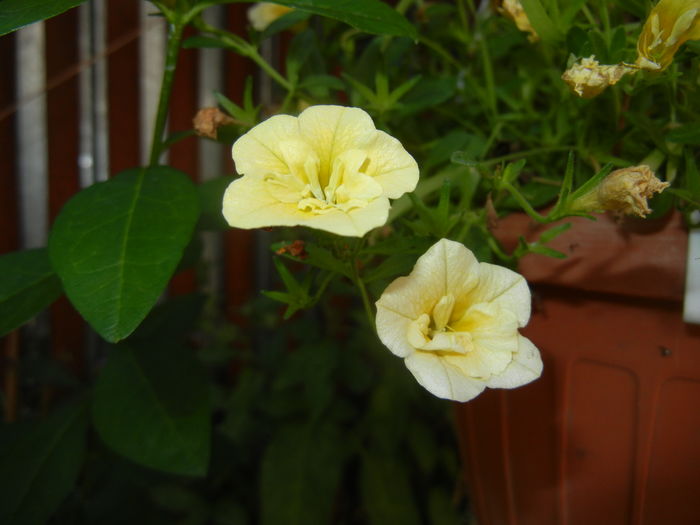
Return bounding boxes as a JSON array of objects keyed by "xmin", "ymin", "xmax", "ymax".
[
  {"xmin": 485, "ymin": 336, "xmax": 543, "ymax": 389},
  {"xmin": 405, "ymin": 351, "xmax": 486, "ymax": 402}
]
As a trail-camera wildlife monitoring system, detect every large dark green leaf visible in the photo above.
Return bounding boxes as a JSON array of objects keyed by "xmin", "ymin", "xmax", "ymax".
[
  {"xmin": 0, "ymin": 0, "xmax": 88, "ymax": 36},
  {"xmin": 215, "ymin": 0, "xmax": 416, "ymax": 38},
  {"xmin": 48, "ymin": 167, "xmax": 199, "ymax": 342},
  {"xmin": 92, "ymin": 343, "xmax": 211, "ymax": 476},
  {"xmin": 0, "ymin": 248, "xmax": 62, "ymax": 337},
  {"xmin": 361, "ymin": 454, "xmax": 421, "ymax": 525},
  {"xmin": 0, "ymin": 398, "xmax": 88, "ymax": 525},
  {"xmin": 260, "ymin": 422, "xmax": 346, "ymax": 525}
]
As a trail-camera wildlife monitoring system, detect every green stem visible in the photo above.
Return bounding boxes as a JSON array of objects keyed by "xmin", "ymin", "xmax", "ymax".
[
  {"xmin": 149, "ymin": 20, "xmax": 186, "ymax": 166},
  {"xmin": 352, "ymin": 257, "xmax": 375, "ymax": 331},
  {"xmin": 194, "ymin": 19, "xmax": 293, "ymax": 92},
  {"xmin": 247, "ymin": 46, "xmax": 294, "ymax": 91},
  {"xmin": 417, "ymin": 35, "xmax": 461, "ymax": 69},
  {"xmin": 502, "ymin": 182, "xmax": 548, "ymax": 223}
]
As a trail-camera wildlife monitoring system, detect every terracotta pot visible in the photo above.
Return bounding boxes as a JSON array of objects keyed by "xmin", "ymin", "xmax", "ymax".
[{"xmin": 455, "ymin": 212, "xmax": 700, "ymax": 525}]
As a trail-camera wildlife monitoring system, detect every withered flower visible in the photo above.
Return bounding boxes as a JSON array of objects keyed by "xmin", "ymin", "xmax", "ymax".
[
  {"xmin": 561, "ymin": 56, "xmax": 636, "ymax": 98},
  {"xmin": 193, "ymin": 107, "xmax": 234, "ymax": 140},
  {"xmin": 571, "ymin": 165, "xmax": 670, "ymax": 217}
]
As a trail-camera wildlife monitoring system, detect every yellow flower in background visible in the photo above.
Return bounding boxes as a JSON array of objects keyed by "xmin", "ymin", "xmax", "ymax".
[
  {"xmin": 571, "ymin": 165, "xmax": 670, "ymax": 217},
  {"xmin": 499, "ymin": 0, "xmax": 539, "ymax": 42},
  {"xmin": 222, "ymin": 105, "xmax": 419, "ymax": 237},
  {"xmin": 636, "ymin": 0, "xmax": 700, "ymax": 70},
  {"xmin": 375, "ymin": 239, "xmax": 542, "ymax": 402},
  {"xmin": 561, "ymin": 56, "xmax": 636, "ymax": 98},
  {"xmin": 248, "ymin": 3, "xmax": 294, "ymax": 31}
]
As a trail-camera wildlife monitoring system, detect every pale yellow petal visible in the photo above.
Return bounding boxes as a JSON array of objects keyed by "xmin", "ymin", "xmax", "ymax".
[
  {"xmin": 223, "ymin": 175, "xmax": 388, "ymax": 236},
  {"xmin": 375, "ymin": 275, "xmax": 437, "ymax": 327},
  {"xmin": 376, "ymin": 299, "xmax": 418, "ymax": 358},
  {"xmin": 297, "ymin": 105, "xmax": 376, "ymax": 184},
  {"xmin": 301, "ymin": 196, "xmax": 390, "ymax": 237},
  {"xmin": 411, "ymin": 239, "xmax": 480, "ymax": 314},
  {"xmin": 465, "ymin": 262, "xmax": 531, "ymax": 326},
  {"xmin": 404, "ymin": 351, "xmax": 486, "ymax": 402},
  {"xmin": 248, "ymin": 3, "xmax": 293, "ymax": 31},
  {"xmin": 363, "ymin": 130, "xmax": 419, "ymax": 199},
  {"xmin": 485, "ymin": 335, "xmax": 543, "ymax": 389},
  {"xmin": 231, "ymin": 114, "xmax": 301, "ymax": 177},
  {"xmin": 222, "ymin": 176, "xmax": 300, "ymax": 229}
]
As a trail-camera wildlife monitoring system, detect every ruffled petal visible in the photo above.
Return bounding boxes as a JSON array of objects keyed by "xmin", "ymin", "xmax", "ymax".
[
  {"xmin": 467, "ymin": 262, "xmax": 531, "ymax": 326},
  {"xmin": 485, "ymin": 335, "xmax": 543, "ymax": 389},
  {"xmin": 222, "ymin": 176, "xmax": 301, "ymax": 229},
  {"xmin": 231, "ymin": 114, "xmax": 301, "ymax": 178},
  {"xmin": 405, "ymin": 351, "xmax": 486, "ymax": 402},
  {"xmin": 411, "ymin": 239, "xmax": 480, "ymax": 314},
  {"xmin": 363, "ymin": 130, "xmax": 419, "ymax": 199},
  {"xmin": 297, "ymin": 105, "xmax": 377, "ymax": 186},
  {"xmin": 375, "ymin": 299, "xmax": 417, "ymax": 358}
]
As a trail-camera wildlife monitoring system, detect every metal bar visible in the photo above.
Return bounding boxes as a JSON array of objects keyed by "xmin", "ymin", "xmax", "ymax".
[{"xmin": 16, "ymin": 23, "xmax": 48, "ymax": 249}]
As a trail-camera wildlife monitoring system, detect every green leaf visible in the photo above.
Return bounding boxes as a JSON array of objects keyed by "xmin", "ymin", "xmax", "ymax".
[
  {"xmin": 361, "ymin": 454, "xmax": 421, "ymax": 525},
  {"xmin": 305, "ymin": 244, "xmax": 352, "ymax": 278},
  {"xmin": 260, "ymin": 422, "xmax": 346, "ymax": 525},
  {"xmin": 230, "ymin": 0, "xmax": 416, "ymax": 38},
  {"xmin": 538, "ymin": 222, "xmax": 572, "ymax": 244},
  {"xmin": 92, "ymin": 343, "xmax": 211, "ymax": 476},
  {"xmin": 49, "ymin": 166, "xmax": 199, "ymax": 342},
  {"xmin": 666, "ymin": 124, "xmax": 700, "ymax": 145},
  {"xmin": 0, "ymin": 398, "xmax": 88, "ymax": 525},
  {"xmin": 129, "ymin": 293, "xmax": 206, "ymax": 345},
  {"xmin": 527, "ymin": 243, "xmax": 566, "ymax": 259},
  {"xmin": 0, "ymin": 248, "xmax": 62, "ymax": 337},
  {"xmin": 685, "ymin": 151, "xmax": 700, "ymax": 200},
  {"xmin": 0, "ymin": 0, "xmax": 88, "ymax": 36},
  {"xmin": 520, "ymin": 0, "xmax": 562, "ymax": 43}
]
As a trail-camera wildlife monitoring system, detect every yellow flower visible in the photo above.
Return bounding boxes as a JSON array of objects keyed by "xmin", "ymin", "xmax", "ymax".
[
  {"xmin": 636, "ymin": 0, "xmax": 700, "ymax": 71},
  {"xmin": 222, "ymin": 105, "xmax": 419, "ymax": 237},
  {"xmin": 571, "ymin": 165, "xmax": 670, "ymax": 217},
  {"xmin": 499, "ymin": 0, "xmax": 539, "ymax": 42},
  {"xmin": 375, "ymin": 239, "xmax": 542, "ymax": 402},
  {"xmin": 561, "ymin": 56, "xmax": 636, "ymax": 98},
  {"xmin": 247, "ymin": 3, "xmax": 294, "ymax": 31}
]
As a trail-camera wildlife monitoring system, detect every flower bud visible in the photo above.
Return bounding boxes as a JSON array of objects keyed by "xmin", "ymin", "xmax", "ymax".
[
  {"xmin": 561, "ymin": 56, "xmax": 636, "ymax": 98},
  {"xmin": 499, "ymin": 0, "xmax": 539, "ymax": 42},
  {"xmin": 247, "ymin": 2, "xmax": 294, "ymax": 31},
  {"xmin": 636, "ymin": 0, "xmax": 700, "ymax": 71},
  {"xmin": 193, "ymin": 107, "xmax": 234, "ymax": 140},
  {"xmin": 571, "ymin": 165, "xmax": 670, "ymax": 217}
]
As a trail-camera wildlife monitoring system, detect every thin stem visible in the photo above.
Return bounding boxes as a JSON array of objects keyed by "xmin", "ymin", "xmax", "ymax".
[
  {"xmin": 248, "ymin": 46, "xmax": 294, "ymax": 91},
  {"xmin": 502, "ymin": 182, "xmax": 548, "ymax": 223},
  {"xmin": 351, "ymin": 252, "xmax": 375, "ymax": 331},
  {"xmin": 417, "ymin": 35, "xmax": 461, "ymax": 69},
  {"xmin": 149, "ymin": 20, "xmax": 185, "ymax": 166},
  {"xmin": 194, "ymin": 19, "xmax": 293, "ymax": 91}
]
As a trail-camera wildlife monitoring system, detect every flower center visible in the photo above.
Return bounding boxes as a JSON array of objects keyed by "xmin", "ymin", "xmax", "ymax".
[
  {"xmin": 264, "ymin": 144, "xmax": 382, "ymax": 215},
  {"xmin": 406, "ymin": 294, "xmax": 474, "ymax": 355}
]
